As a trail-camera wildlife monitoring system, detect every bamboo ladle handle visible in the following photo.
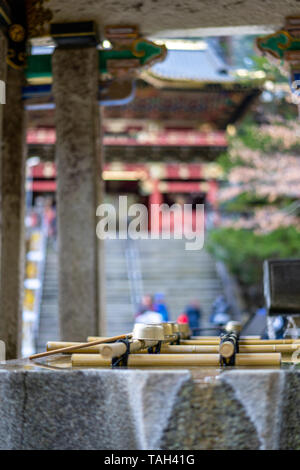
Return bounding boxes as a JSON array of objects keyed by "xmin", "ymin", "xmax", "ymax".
[
  {"xmin": 100, "ymin": 339, "xmax": 143, "ymax": 359},
  {"xmin": 29, "ymin": 333, "xmax": 132, "ymax": 360}
]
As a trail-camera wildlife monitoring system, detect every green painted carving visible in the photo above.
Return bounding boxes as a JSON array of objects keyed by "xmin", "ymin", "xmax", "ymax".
[
  {"xmin": 257, "ymin": 19, "xmax": 300, "ymax": 98},
  {"xmin": 99, "ymin": 38, "xmax": 166, "ymax": 74},
  {"xmin": 257, "ymin": 30, "xmax": 300, "ymax": 60},
  {"xmin": 26, "ymin": 54, "xmax": 52, "ymax": 82},
  {"xmin": 26, "ymin": 40, "xmax": 166, "ymax": 83}
]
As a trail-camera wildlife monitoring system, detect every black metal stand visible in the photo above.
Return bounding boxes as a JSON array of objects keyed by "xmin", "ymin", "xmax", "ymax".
[
  {"xmin": 111, "ymin": 338, "xmax": 131, "ymax": 368},
  {"xmin": 219, "ymin": 332, "xmax": 239, "ymax": 367}
]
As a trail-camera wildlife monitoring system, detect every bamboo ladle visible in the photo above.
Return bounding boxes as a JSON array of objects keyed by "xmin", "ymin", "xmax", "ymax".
[
  {"xmin": 30, "ymin": 324, "xmax": 167, "ymax": 360},
  {"xmin": 29, "ymin": 333, "xmax": 132, "ymax": 360},
  {"xmin": 44, "ymin": 324, "xmax": 168, "ymax": 359}
]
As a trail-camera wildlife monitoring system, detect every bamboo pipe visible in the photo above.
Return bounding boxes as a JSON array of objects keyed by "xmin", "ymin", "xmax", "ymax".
[
  {"xmin": 191, "ymin": 336, "xmax": 260, "ymax": 340},
  {"xmin": 239, "ymin": 339, "xmax": 300, "ymax": 345},
  {"xmin": 72, "ymin": 353, "xmax": 220, "ymax": 367},
  {"xmin": 138, "ymin": 345, "xmax": 219, "ymax": 354},
  {"xmin": 281, "ymin": 353, "xmax": 300, "ymax": 363},
  {"xmin": 161, "ymin": 345, "xmax": 218, "ymax": 354},
  {"xmin": 71, "ymin": 352, "xmax": 281, "ymax": 367},
  {"xmin": 29, "ymin": 333, "xmax": 132, "ymax": 360},
  {"xmin": 181, "ymin": 339, "xmax": 300, "ymax": 346},
  {"xmin": 138, "ymin": 344, "xmax": 299, "ymax": 355},
  {"xmin": 47, "ymin": 340, "xmax": 300, "ymax": 356},
  {"xmin": 239, "ymin": 344, "xmax": 300, "ymax": 353},
  {"xmin": 181, "ymin": 339, "xmax": 220, "ymax": 345},
  {"xmin": 137, "ymin": 344, "xmax": 298, "ymax": 355},
  {"xmin": 220, "ymin": 343, "xmax": 300, "ymax": 358},
  {"xmin": 235, "ymin": 353, "xmax": 281, "ymax": 366}
]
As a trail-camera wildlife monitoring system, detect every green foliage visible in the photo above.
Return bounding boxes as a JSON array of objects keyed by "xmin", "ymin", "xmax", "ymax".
[
  {"xmin": 250, "ymin": 55, "xmax": 287, "ymax": 83},
  {"xmin": 238, "ymin": 124, "xmax": 275, "ymax": 152},
  {"xmin": 220, "ymin": 192, "xmax": 268, "ymax": 212},
  {"xmin": 236, "ymin": 119, "xmax": 296, "ymax": 154},
  {"xmin": 207, "ymin": 227, "xmax": 300, "ymax": 285},
  {"xmin": 216, "ymin": 151, "xmax": 240, "ymax": 173},
  {"xmin": 218, "ymin": 119, "xmax": 300, "ymax": 180},
  {"xmin": 209, "ymin": 35, "xmax": 300, "ymax": 297},
  {"xmin": 221, "ymin": 192, "xmax": 296, "ymax": 213}
]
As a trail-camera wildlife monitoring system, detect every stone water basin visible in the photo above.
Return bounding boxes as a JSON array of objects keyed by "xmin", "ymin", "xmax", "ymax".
[{"xmin": 0, "ymin": 356, "xmax": 299, "ymax": 449}]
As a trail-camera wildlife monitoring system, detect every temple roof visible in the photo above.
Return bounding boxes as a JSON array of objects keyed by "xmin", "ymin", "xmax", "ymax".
[
  {"xmin": 103, "ymin": 81, "xmax": 261, "ymax": 130},
  {"xmin": 143, "ymin": 42, "xmax": 233, "ymax": 86}
]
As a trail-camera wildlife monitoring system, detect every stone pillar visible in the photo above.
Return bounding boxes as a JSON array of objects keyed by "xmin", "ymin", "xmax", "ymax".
[
  {"xmin": 52, "ymin": 47, "xmax": 103, "ymax": 341},
  {"xmin": 0, "ymin": 31, "xmax": 6, "ymax": 129},
  {"xmin": 0, "ymin": 55, "xmax": 26, "ymax": 359}
]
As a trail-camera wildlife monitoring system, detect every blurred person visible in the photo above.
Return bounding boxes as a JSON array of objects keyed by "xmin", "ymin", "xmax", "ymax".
[
  {"xmin": 153, "ymin": 293, "xmax": 170, "ymax": 322},
  {"xmin": 185, "ymin": 301, "xmax": 202, "ymax": 330},
  {"xmin": 210, "ymin": 295, "xmax": 231, "ymax": 327},
  {"xmin": 44, "ymin": 197, "xmax": 56, "ymax": 239},
  {"xmin": 135, "ymin": 293, "xmax": 165, "ymax": 324},
  {"xmin": 135, "ymin": 309, "xmax": 164, "ymax": 324},
  {"xmin": 272, "ymin": 316, "xmax": 288, "ymax": 339},
  {"xmin": 260, "ymin": 309, "xmax": 288, "ymax": 340},
  {"xmin": 136, "ymin": 294, "xmax": 154, "ymax": 317},
  {"xmin": 177, "ymin": 312, "xmax": 189, "ymax": 324}
]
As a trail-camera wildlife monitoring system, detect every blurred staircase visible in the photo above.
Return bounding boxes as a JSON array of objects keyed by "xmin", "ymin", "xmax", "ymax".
[
  {"xmin": 137, "ymin": 238, "xmax": 224, "ymax": 328},
  {"xmin": 105, "ymin": 238, "xmax": 224, "ymax": 334},
  {"xmin": 36, "ymin": 237, "xmax": 225, "ymax": 349},
  {"xmin": 36, "ymin": 241, "xmax": 60, "ymax": 352},
  {"xmin": 105, "ymin": 238, "xmax": 134, "ymax": 336}
]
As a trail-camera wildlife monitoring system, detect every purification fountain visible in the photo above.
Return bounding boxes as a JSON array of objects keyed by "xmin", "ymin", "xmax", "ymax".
[{"xmin": 0, "ymin": 259, "xmax": 299, "ymax": 450}]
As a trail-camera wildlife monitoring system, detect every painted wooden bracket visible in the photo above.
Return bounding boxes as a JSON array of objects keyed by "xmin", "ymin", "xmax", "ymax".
[
  {"xmin": 257, "ymin": 16, "xmax": 300, "ymax": 96},
  {"xmin": 25, "ymin": 24, "xmax": 166, "ymax": 105}
]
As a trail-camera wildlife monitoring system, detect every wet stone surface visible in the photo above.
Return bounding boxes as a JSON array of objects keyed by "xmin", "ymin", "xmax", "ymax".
[{"xmin": 0, "ymin": 358, "xmax": 299, "ymax": 449}]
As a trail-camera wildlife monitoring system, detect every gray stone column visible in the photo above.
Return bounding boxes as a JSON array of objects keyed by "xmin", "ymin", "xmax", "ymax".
[
  {"xmin": 0, "ymin": 56, "xmax": 26, "ymax": 359},
  {"xmin": 52, "ymin": 47, "xmax": 103, "ymax": 341}
]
